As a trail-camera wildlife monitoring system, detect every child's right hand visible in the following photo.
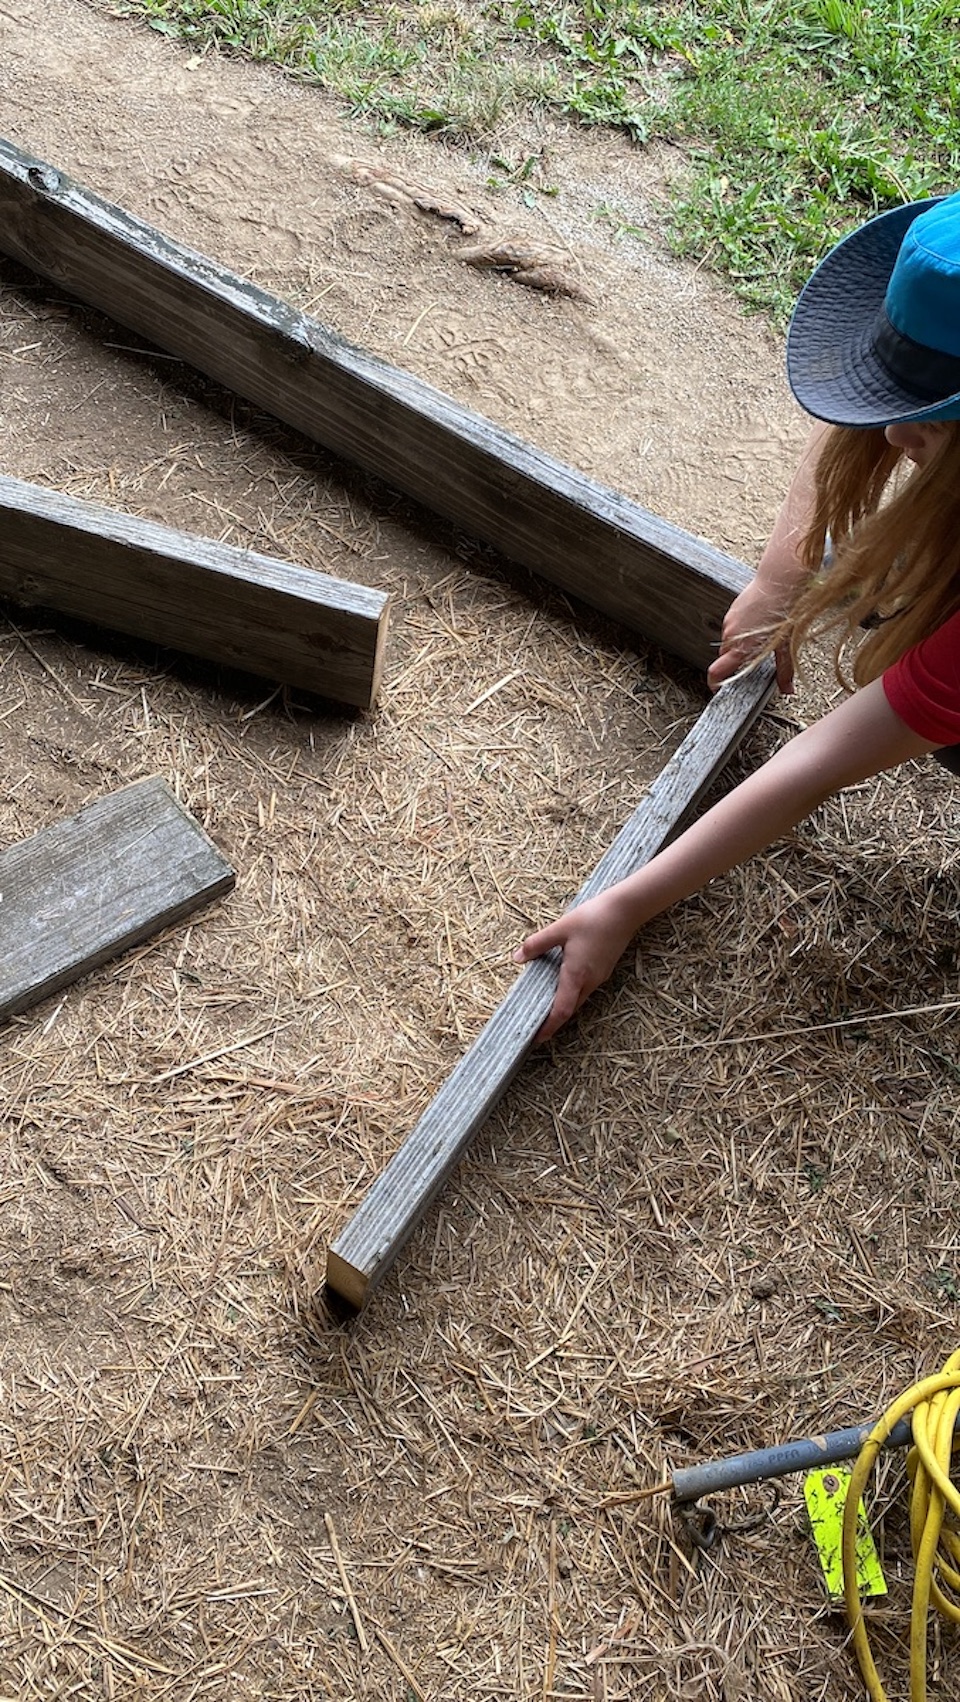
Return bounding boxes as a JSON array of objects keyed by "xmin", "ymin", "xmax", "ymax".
[
  {"xmin": 707, "ymin": 577, "xmax": 795, "ymax": 694},
  {"xmin": 513, "ymin": 891, "xmax": 638, "ymax": 1042}
]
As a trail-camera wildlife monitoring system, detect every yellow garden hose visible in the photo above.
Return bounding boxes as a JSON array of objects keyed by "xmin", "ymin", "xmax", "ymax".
[{"xmin": 842, "ymin": 1351, "xmax": 960, "ymax": 1702}]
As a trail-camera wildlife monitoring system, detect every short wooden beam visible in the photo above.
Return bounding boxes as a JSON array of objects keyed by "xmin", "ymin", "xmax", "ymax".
[
  {"xmin": 1, "ymin": 776, "xmax": 235, "ymax": 1021},
  {"xmin": 0, "ymin": 474, "xmax": 389, "ymax": 710},
  {"xmin": 326, "ymin": 661, "xmax": 776, "ymax": 1309},
  {"xmin": 0, "ymin": 137, "xmax": 750, "ymax": 671}
]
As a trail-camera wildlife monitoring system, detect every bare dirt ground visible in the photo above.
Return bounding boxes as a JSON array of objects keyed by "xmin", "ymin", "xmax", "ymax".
[{"xmin": 1, "ymin": 2, "xmax": 960, "ymax": 1698}]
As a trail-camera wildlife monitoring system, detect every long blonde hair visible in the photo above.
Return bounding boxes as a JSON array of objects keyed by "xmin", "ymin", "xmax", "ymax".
[{"xmin": 783, "ymin": 421, "xmax": 960, "ymax": 686}]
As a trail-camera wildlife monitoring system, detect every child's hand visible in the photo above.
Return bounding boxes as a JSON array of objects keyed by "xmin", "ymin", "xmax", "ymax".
[
  {"xmin": 513, "ymin": 892, "xmax": 637, "ymax": 1042},
  {"xmin": 707, "ymin": 578, "xmax": 794, "ymax": 694}
]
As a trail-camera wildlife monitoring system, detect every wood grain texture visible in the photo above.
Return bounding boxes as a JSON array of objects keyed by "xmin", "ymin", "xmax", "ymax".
[
  {"xmin": 0, "ymin": 776, "xmax": 235, "ymax": 1021},
  {"xmin": 0, "ymin": 474, "xmax": 389, "ymax": 711},
  {"xmin": 0, "ymin": 138, "xmax": 751, "ymax": 671},
  {"xmin": 326, "ymin": 660, "xmax": 776, "ymax": 1308}
]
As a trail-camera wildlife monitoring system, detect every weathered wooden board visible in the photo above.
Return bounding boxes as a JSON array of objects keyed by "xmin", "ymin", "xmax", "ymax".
[
  {"xmin": 0, "ymin": 474, "xmax": 389, "ymax": 710},
  {"xmin": 326, "ymin": 660, "xmax": 776, "ymax": 1308},
  {"xmin": 0, "ymin": 776, "xmax": 235, "ymax": 1021},
  {"xmin": 0, "ymin": 137, "xmax": 751, "ymax": 670}
]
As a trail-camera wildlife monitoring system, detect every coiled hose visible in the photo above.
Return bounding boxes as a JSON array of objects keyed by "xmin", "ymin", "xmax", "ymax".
[{"xmin": 843, "ymin": 1351, "xmax": 960, "ymax": 1702}]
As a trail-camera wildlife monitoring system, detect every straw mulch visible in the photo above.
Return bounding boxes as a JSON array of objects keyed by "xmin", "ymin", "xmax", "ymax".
[{"xmin": 2, "ymin": 246, "xmax": 960, "ymax": 1702}]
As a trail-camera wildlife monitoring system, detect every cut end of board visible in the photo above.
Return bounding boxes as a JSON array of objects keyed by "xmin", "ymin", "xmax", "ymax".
[{"xmin": 325, "ymin": 1245, "xmax": 370, "ymax": 1312}]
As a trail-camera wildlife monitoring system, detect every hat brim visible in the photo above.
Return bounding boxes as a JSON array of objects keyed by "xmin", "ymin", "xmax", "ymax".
[{"xmin": 786, "ymin": 198, "xmax": 960, "ymax": 427}]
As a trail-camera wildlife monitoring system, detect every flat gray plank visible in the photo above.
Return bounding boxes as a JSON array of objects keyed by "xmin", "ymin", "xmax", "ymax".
[
  {"xmin": 0, "ymin": 137, "xmax": 751, "ymax": 671},
  {"xmin": 0, "ymin": 474, "xmax": 389, "ymax": 711},
  {"xmin": 0, "ymin": 776, "xmax": 236, "ymax": 1020},
  {"xmin": 326, "ymin": 661, "xmax": 776, "ymax": 1308}
]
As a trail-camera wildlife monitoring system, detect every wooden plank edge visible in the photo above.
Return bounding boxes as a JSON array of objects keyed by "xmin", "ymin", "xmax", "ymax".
[
  {"xmin": 0, "ymin": 137, "xmax": 750, "ymax": 670},
  {"xmin": 0, "ymin": 472, "xmax": 389, "ymax": 711},
  {"xmin": 325, "ymin": 660, "xmax": 776, "ymax": 1308},
  {"xmin": 0, "ymin": 776, "xmax": 236, "ymax": 1021}
]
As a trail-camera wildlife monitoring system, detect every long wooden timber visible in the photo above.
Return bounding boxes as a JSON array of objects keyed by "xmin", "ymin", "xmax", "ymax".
[
  {"xmin": 0, "ymin": 475, "xmax": 388, "ymax": 709},
  {"xmin": 0, "ymin": 137, "xmax": 751, "ymax": 671},
  {"xmin": 326, "ymin": 660, "xmax": 776, "ymax": 1309},
  {"xmin": 1, "ymin": 776, "xmax": 235, "ymax": 1021}
]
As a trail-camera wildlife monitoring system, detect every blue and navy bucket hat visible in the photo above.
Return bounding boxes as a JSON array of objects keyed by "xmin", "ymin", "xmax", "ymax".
[{"xmin": 787, "ymin": 191, "xmax": 960, "ymax": 427}]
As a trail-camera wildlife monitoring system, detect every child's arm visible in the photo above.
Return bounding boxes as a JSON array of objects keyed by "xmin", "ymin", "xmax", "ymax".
[
  {"xmin": 514, "ymin": 679, "xmax": 937, "ymax": 1041},
  {"xmin": 707, "ymin": 421, "xmax": 831, "ymax": 694}
]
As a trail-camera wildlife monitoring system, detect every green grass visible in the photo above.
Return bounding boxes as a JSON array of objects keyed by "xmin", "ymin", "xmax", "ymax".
[{"xmin": 113, "ymin": 0, "xmax": 960, "ymax": 319}]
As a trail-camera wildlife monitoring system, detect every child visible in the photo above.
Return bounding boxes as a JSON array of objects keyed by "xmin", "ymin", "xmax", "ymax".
[{"xmin": 515, "ymin": 192, "xmax": 960, "ymax": 1041}]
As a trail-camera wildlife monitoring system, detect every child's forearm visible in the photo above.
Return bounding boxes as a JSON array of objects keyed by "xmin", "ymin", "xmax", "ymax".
[
  {"xmin": 708, "ymin": 424, "xmax": 830, "ymax": 691},
  {"xmin": 754, "ymin": 421, "xmax": 830, "ymax": 594},
  {"xmin": 517, "ymin": 680, "xmax": 936, "ymax": 1039},
  {"xmin": 607, "ymin": 678, "xmax": 932, "ymax": 933}
]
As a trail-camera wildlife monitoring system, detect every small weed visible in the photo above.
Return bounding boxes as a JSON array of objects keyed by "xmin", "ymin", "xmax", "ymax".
[
  {"xmin": 813, "ymin": 1296, "xmax": 843, "ymax": 1323},
  {"xmin": 593, "ymin": 202, "xmax": 648, "ymax": 241},
  {"xmin": 802, "ymin": 1162, "xmax": 828, "ymax": 1194},
  {"xmin": 487, "ymin": 150, "xmax": 558, "ymax": 195},
  {"xmin": 927, "ymin": 1267, "xmax": 960, "ymax": 1303}
]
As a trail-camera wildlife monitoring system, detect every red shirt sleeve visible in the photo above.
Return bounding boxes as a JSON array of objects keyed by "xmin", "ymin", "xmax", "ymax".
[{"xmin": 883, "ymin": 608, "xmax": 960, "ymax": 745}]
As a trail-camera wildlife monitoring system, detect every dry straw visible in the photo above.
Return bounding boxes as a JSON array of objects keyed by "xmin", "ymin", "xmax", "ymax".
[{"xmin": 1, "ymin": 215, "xmax": 959, "ymax": 1702}]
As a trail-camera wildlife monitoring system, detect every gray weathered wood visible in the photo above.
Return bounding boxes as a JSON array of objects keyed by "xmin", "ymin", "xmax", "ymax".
[
  {"xmin": 0, "ymin": 137, "xmax": 751, "ymax": 670},
  {"xmin": 0, "ymin": 776, "xmax": 235, "ymax": 1021},
  {"xmin": 0, "ymin": 473, "xmax": 388, "ymax": 710},
  {"xmin": 326, "ymin": 660, "xmax": 776, "ymax": 1308}
]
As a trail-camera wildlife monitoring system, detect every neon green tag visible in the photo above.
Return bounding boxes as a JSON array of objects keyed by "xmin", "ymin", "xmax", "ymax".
[{"xmin": 803, "ymin": 1466, "xmax": 887, "ymax": 1600}]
